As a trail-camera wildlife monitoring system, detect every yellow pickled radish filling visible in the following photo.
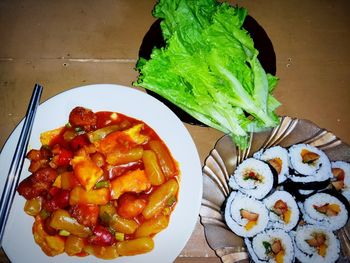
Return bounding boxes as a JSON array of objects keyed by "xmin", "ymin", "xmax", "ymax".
[
  {"xmin": 245, "ymin": 220, "xmax": 257, "ymax": 230},
  {"xmin": 240, "ymin": 209, "xmax": 259, "ymax": 230},
  {"xmin": 314, "ymin": 203, "xmax": 341, "ymax": 216},
  {"xmin": 283, "ymin": 209, "xmax": 291, "ymax": 224},
  {"xmin": 266, "ymin": 239, "xmax": 284, "ymax": 263},
  {"xmin": 268, "ymin": 158, "xmax": 282, "ymax": 175},
  {"xmin": 328, "ymin": 204, "xmax": 341, "ymax": 214},
  {"xmin": 318, "ymin": 244, "xmax": 327, "ymax": 257},
  {"xmin": 275, "ymin": 250, "xmax": 284, "ymax": 263}
]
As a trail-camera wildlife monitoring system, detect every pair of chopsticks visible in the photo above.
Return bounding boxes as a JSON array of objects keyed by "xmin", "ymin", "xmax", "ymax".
[{"xmin": 0, "ymin": 84, "xmax": 43, "ymax": 246}]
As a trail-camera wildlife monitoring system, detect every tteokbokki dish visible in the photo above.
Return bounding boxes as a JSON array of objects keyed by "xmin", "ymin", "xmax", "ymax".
[{"xmin": 16, "ymin": 106, "xmax": 180, "ymax": 259}]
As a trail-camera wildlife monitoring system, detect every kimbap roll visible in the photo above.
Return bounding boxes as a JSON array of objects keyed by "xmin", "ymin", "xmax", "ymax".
[
  {"xmin": 299, "ymin": 192, "xmax": 349, "ymax": 231},
  {"xmin": 253, "ymin": 146, "xmax": 289, "ymax": 184},
  {"xmin": 288, "ymin": 144, "xmax": 332, "ymax": 185},
  {"xmin": 331, "ymin": 161, "xmax": 350, "ymax": 201},
  {"xmin": 245, "ymin": 228, "xmax": 294, "ymax": 263},
  {"xmin": 294, "ymin": 224, "xmax": 340, "ymax": 263},
  {"xmin": 264, "ymin": 190, "xmax": 300, "ymax": 231},
  {"xmin": 225, "ymin": 191, "xmax": 269, "ymax": 237},
  {"xmin": 229, "ymin": 158, "xmax": 276, "ymax": 199}
]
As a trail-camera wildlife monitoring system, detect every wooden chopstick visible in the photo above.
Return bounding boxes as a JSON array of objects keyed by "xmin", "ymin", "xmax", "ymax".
[{"xmin": 0, "ymin": 84, "xmax": 43, "ymax": 246}]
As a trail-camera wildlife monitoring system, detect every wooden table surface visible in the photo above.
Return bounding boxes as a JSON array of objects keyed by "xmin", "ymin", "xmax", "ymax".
[{"xmin": 0, "ymin": 0, "xmax": 349, "ymax": 262}]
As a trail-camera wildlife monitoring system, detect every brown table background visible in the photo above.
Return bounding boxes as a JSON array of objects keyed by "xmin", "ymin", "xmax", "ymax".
[{"xmin": 0, "ymin": 0, "xmax": 349, "ymax": 262}]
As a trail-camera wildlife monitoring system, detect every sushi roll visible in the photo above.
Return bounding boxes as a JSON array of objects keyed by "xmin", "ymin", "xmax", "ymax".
[
  {"xmin": 294, "ymin": 224, "xmax": 340, "ymax": 263},
  {"xmin": 331, "ymin": 161, "xmax": 350, "ymax": 201},
  {"xmin": 225, "ymin": 191, "xmax": 269, "ymax": 237},
  {"xmin": 299, "ymin": 192, "xmax": 349, "ymax": 231},
  {"xmin": 245, "ymin": 228, "xmax": 294, "ymax": 263},
  {"xmin": 264, "ymin": 190, "xmax": 300, "ymax": 231},
  {"xmin": 253, "ymin": 146, "xmax": 289, "ymax": 184},
  {"xmin": 229, "ymin": 158, "xmax": 276, "ymax": 199},
  {"xmin": 288, "ymin": 144, "xmax": 332, "ymax": 186}
]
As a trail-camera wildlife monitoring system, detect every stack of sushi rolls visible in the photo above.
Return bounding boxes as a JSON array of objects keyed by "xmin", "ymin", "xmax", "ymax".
[
  {"xmin": 294, "ymin": 225, "xmax": 340, "ymax": 263},
  {"xmin": 264, "ymin": 190, "xmax": 300, "ymax": 231},
  {"xmin": 245, "ymin": 228, "xmax": 295, "ymax": 263},
  {"xmin": 228, "ymin": 158, "xmax": 276, "ymax": 200},
  {"xmin": 225, "ymin": 191, "xmax": 269, "ymax": 237},
  {"xmin": 253, "ymin": 146, "xmax": 290, "ymax": 184},
  {"xmin": 331, "ymin": 161, "xmax": 350, "ymax": 201},
  {"xmin": 224, "ymin": 142, "xmax": 350, "ymax": 263},
  {"xmin": 299, "ymin": 192, "xmax": 349, "ymax": 231}
]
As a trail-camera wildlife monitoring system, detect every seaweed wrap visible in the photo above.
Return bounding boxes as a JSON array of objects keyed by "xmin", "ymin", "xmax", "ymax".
[
  {"xmin": 229, "ymin": 158, "xmax": 276, "ymax": 200},
  {"xmin": 288, "ymin": 144, "xmax": 331, "ymax": 186},
  {"xmin": 245, "ymin": 228, "xmax": 294, "ymax": 263},
  {"xmin": 264, "ymin": 190, "xmax": 300, "ymax": 231},
  {"xmin": 299, "ymin": 192, "xmax": 349, "ymax": 231},
  {"xmin": 225, "ymin": 191, "xmax": 269, "ymax": 237},
  {"xmin": 253, "ymin": 146, "xmax": 289, "ymax": 184}
]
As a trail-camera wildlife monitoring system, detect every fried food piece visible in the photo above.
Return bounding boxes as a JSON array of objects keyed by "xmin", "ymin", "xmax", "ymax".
[
  {"xmin": 17, "ymin": 167, "xmax": 57, "ymax": 200},
  {"xmin": 69, "ymin": 107, "xmax": 97, "ymax": 131}
]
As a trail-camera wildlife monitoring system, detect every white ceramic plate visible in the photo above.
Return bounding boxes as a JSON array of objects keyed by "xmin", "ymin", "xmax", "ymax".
[{"xmin": 0, "ymin": 84, "xmax": 203, "ymax": 263}]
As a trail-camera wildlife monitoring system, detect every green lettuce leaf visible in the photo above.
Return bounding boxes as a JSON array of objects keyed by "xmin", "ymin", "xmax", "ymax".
[{"xmin": 134, "ymin": 0, "xmax": 281, "ymax": 149}]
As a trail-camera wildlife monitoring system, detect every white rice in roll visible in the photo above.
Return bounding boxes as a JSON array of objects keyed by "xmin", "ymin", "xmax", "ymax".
[
  {"xmin": 294, "ymin": 224, "xmax": 340, "ymax": 263},
  {"xmin": 245, "ymin": 228, "xmax": 294, "ymax": 263},
  {"xmin": 253, "ymin": 146, "xmax": 289, "ymax": 184},
  {"xmin": 229, "ymin": 158, "xmax": 275, "ymax": 199},
  {"xmin": 264, "ymin": 190, "xmax": 300, "ymax": 231},
  {"xmin": 288, "ymin": 144, "xmax": 332, "ymax": 183},
  {"xmin": 300, "ymin": 192, "xmax": 348, "ymax": 231},
  {"xmin": 225, "ymin": 191, "xmax": 269, "ymax": 237},
  {"xmin": 298, "ymin": 189, "xmax": 316, "ymax": 196}
]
